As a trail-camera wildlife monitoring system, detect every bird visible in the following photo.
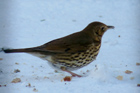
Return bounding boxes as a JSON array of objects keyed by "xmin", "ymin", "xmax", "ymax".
[{"xmin": 1, "ymin": 21, "xmax": 114, "ymax": 77}]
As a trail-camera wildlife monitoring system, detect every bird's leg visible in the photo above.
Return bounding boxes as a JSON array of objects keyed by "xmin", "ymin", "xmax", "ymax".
[
  {"xmin": 64, "ymin": 70, "xmax": 82, "ymax": 77},
  {"xmin": 61, "ymin": 67, "xmax": 82, "ymax": 77}
]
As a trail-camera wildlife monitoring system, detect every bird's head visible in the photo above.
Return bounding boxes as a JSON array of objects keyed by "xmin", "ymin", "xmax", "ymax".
[{"xmin": 83, "ymin": 21, "xmax": 114, "ymax": 41}]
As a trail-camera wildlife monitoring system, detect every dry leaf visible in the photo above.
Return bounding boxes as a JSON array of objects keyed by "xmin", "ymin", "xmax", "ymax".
[
  {"xmin": 14, "ymin": 69, "xmax": 20, "ymax": 73},
  {"xmin": 125, "ymin": 70, "xmax": 133, "ymax": 74},
  {"xmin": 130, "ymin": 77, "xmax": 134, "ymax": 80},
  {"xmin": 11, "ymin": 78, "xmax": 21, "ymax": 83},
  {"xmin": 15, "ymin": 62, "xmax": 19, "ymax": 65},
  {"xmin": 136, "ymin": 63, "xmax": 140, "ymax": 66},
  {"xmin": 137, "ymin": 84, "xmax": 140, "ymax": 87},
  {"xmin": 116, "ymin": 76, "xmax": 123, "ymax": 80},
  {"xmin": 0, "ymin": 58, "xmax": 3, "ymax": 60},
  {"xmin": 33, "ymin": 88, "xmax": 38, "ymax": 92},
  {"xmin": 63, "ymin": 76, "xmax": 72, "ymax": 81},
  {"xmin": 26, "ymin": 83, "xmax": 31, "ymax": 87}
]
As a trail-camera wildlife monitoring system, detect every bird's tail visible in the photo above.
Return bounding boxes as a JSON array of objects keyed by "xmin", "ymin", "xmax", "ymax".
[
  {"xmin": 1, "ymin": 47, "xmax": 54, "ymax": 55},
  {"xmin": 1, "ymin": 48, "xmax": 36, "ymax": 53}
]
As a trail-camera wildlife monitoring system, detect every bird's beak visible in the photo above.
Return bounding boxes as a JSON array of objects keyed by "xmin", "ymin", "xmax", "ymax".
[{"xmin": 107, "ymin": 26, "xmax": 115, "ymax": 29}]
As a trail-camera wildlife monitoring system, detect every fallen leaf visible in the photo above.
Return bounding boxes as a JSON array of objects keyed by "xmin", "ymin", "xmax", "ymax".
[
  {"xmin": 136, "ymin": 63, "xmax": 140, "ymax": 66},
  {"xmin": 125, "ymin": 70, "xmax": 133, "ymax": 74},
  {"xmin": 33, "ymin": 88, "xmax": 38, "ymax": 92},
  {"xmin": 0, "ymin": 58, "xmax": 3, "ymax": 60},
  {"xmin": 63, "ymin": 76, "xmax": 72, "ymax": 81},
  {"xmin": 116, "ymin": 76, "xmax": 123, "ymax": 80},
  {"xmin": 11, "ymin": 78, "xmax": 21, "ymax": 83},
  {"xmin": 14, "ymin": 69, "xmax": 20, "ymax": 73},
  {"xmin": 137, "ymin": 84, "xmax": 140, "ymax": 87}
]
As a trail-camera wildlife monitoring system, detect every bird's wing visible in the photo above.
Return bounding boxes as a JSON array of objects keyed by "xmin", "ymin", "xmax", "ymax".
[{"xmin": 39, "ymin": 31, "xmax": 94, "ymax": 53}]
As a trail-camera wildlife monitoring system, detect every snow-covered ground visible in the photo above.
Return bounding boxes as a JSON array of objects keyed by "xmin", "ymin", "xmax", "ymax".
[{"xmin": 0, "ymin": 0, "xmax": 140, "ymax": 93}]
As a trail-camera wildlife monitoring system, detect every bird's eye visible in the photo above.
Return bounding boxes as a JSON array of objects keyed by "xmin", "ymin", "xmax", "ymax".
[{"xmin": 101, "ymin": 27, "xmax": 105, "ymax": 31}]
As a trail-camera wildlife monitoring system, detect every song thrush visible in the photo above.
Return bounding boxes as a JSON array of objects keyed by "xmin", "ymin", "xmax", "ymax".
[{"xmin": 2, "ymin": 21, "xmax": 114, "ymax": 77}]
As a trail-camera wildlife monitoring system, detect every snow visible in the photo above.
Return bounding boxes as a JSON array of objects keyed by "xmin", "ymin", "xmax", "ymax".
[{"xmin": 0, "ymin": 0, "xmax": 140, "ymax": 93}]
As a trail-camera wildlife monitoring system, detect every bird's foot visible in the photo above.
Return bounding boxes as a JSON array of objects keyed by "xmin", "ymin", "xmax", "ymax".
[
  {"xmin": 61, "ymin": 67, "xmax": 82, "ymax": 77},
  {"xmin": 71, "ymin": 73, "xmax": 82, "ymax": 77},
  {"xmin": 65, "ymin": 70, "xmax": 82, "ymax": 77}
]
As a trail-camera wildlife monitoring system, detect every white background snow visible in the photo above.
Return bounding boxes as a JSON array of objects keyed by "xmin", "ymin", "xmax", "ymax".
[{"xmin": 0, "ymin": 0, "xmax": 140, "ymax": 93}]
